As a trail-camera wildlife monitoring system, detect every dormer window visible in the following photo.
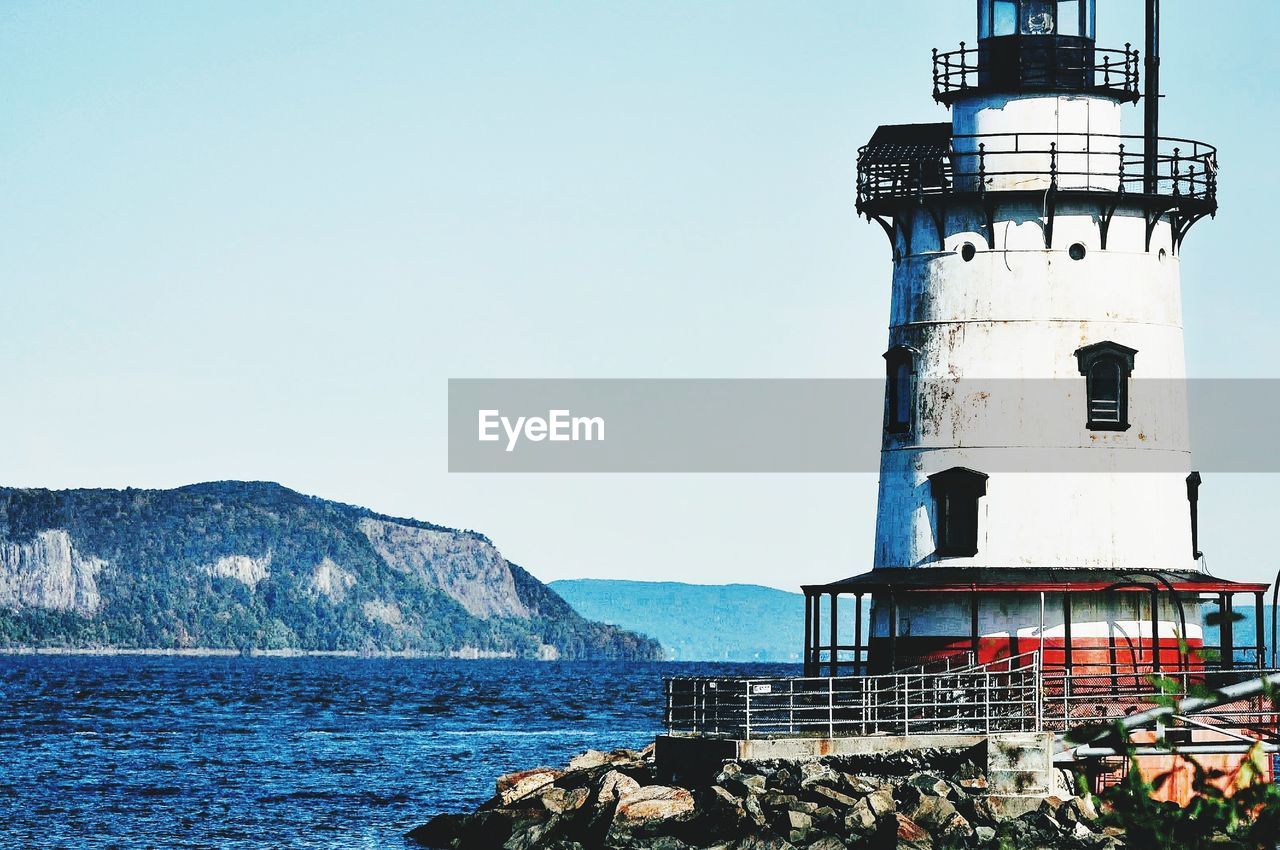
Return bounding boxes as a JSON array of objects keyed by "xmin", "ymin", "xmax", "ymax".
[
  {"xmin": 1075, "ymin": 341, "xmax": 1137, "ymax": 431},
  {"xmin": 928, "ymin": 467, "xmax": 989, "ymax": 558},
  {"xmin": 883, "ymin": 346, "xmax": 919, "ymax": 435}
]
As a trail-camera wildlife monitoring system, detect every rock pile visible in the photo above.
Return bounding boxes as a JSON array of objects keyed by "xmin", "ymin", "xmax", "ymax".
[{"xmin": 407, "ymin": 746, "xmax": 1123, "ymax": 850}]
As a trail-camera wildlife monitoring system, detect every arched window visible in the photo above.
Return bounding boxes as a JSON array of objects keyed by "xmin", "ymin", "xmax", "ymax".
[
  {"xmin": 883, "ymin": 345, "xmax": 919, "ymax": 435},
  {"xmin": 1074, "ymin": 341, "xmax": 1137, "ymax": 431},
  {"xmin": 928, "ymin": 467, "xmax": 989, "ymax": 558}
]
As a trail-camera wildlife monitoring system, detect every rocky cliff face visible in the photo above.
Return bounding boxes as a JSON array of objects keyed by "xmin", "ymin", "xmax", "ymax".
[
  {"xmin": 0, "ymin": 482, "xmax": 662, "ymax": 659},
  {"xmin": 0, "ymin": 529, "xmax": 106, "ymax": 615},
  {"xmin": 359, "ymin": 518, "xmax": 529, "ymax": 619}
]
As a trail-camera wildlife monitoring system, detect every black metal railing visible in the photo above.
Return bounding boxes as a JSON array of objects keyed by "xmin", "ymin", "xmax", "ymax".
[
  {"xmin": 933, "ymin": 41, "xmax": 1141, "ymax": 104},
  {"xmin": 666, "ymin": 652, "xmax": 1041, "ymax": 740},
  {"xmin": 856, "ymin": 131, "xmax": 1217, "ymax": 213}
]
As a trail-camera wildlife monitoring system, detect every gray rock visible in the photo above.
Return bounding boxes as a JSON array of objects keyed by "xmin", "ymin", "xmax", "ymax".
[
  {"xmin": 807, "ymin": 783, "xmax": 860, "ymax": 809},
  {"xmin": 568, "ymin": 750, "xmax": 612, "ymax": 771},
  {"xmin": 975, "ymin": 825, "xmax": 996, "ymax": 843},
  {"xmin": 497, "ymin": 768, "xmax": 563, "ymax": 804},
  {"xmin": 614, "ymin": 786, "xmax": 697, "ymax": 823},
  {"xmin": 904, "ymin": 794, "xmax": 958, "ymax": 833},
  {"xmin": 839, "ymin": 774, "xmax": 881, "ymax": 795},
  {"xmin": 734, "ymin": 834, "xmax": 796, "ymax": 850},
  {"xmin": 1070, "ymin": 795, "xmax": 1100, "ymax": 822},
  {"xmin": 907, "ymin": 773, "xmax": 951, "ymax": 799},
  {"xmin": 798, "ymin": 762, "xmax": 840, "ymax": 788},
  {"xmin": 867, "ymin": 786, "xmax": 896, "ymax": 818},
  {"xmin": 598, "ymin": 770, "xmax": 642, "ymax": 808},
  {"xmin": 723, "ymin": 773, "xmax": 768, "ymax": 798},
  {"xmin": 781, "ymin": 809, "xmax": 812, "ymax": 843},
  {"xmin": 505, "ymin": 814, "xmax": 562, "ymax": 850},
  {"xmin": 541, "ymin": 787, "xmax": 589, "ymax": 815},
  {"xmin": 844, "ymin": 797, "xmax": 878, "ymax": 834},
  {"xmin": 807, "ymin": 838, "xmax": 847, "ymax": 850}
]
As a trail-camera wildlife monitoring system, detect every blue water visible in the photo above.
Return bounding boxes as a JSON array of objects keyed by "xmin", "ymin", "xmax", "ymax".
[{"xmin": 0, "ymin": 656, "xmax": 796, "ymax": 849}]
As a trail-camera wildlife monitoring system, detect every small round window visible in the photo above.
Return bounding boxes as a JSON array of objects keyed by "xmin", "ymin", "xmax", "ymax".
[
  {"xmin": 1069, "ymin": 243, "xmax": 1087, "ymax": 261},
  {"xmin": 959, "ymin": 242, "xmax": 976, "ymax": 262}
]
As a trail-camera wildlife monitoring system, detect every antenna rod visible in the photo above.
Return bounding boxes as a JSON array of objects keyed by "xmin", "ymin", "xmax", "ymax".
[{"xmin": 1144, "ymin": 0, "xmax": 1160, "ymax": 194}]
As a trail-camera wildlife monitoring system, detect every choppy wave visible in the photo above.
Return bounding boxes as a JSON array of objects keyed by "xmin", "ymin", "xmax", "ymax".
[{"xmin": 0, "ymin": 655, "xmax": 795, "ymax": 848}]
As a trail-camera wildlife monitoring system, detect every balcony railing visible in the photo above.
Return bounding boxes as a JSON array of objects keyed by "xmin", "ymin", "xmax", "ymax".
[
  {"xmin": 665, "ymin": 651, "xmax": 1279, "ymax": 745},
  {"xmin": 665, "ymin": 652, "xmax": 1041, "ymax": 740},
  {"xmin": 856, "ymin": 131, "xmax": 1217, "ymax": 214},
  {"xmin": 933, "ymin": 41, "xmax": 1141, "ymax": 104}
]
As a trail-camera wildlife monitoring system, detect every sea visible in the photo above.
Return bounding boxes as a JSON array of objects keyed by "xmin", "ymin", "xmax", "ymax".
[{"xmin": 0, "ymin": 656, "xmax": 796, "ymax": 849}]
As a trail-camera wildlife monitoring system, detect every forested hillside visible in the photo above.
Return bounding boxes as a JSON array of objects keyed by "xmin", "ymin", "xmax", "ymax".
[{"xmin": 0, "ymin": 482, "xmax": 661, "ymax": 659}]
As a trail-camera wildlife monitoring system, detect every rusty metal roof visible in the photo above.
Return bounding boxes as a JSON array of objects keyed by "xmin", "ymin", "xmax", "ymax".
[{"xmin": 859, "ymin": 122, "xmax": 952, "ymax": 166}]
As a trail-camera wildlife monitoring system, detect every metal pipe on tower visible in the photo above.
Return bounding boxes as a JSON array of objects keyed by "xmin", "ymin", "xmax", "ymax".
[{"xmin": 1144, "ymin": 0, "xmax": 1160, "ymax": 194}]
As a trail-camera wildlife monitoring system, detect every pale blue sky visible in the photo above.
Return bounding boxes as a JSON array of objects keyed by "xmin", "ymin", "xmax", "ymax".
[{"xmin": 2, "ymin": 2, "xmax": 1276, "ymax": 589}]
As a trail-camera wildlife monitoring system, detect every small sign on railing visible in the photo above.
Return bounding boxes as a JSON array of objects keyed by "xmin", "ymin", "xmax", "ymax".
[{"xmin": 751, "ymin": 684, "xmax": 773, "ymax": 695}]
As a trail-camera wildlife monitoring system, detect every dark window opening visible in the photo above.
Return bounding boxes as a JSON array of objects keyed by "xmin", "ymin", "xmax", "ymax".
[
  {"xmin": 1074, "ymin": 341, "xmax": 1137, "ymax": 431},
  {"xmin": 883, "ymin": 346, "xmax": 919, "ymax": 435},
  {"xmin": 928, "ymin": 467, "xmax": 989, "ymax": 558},
  {"xmin": 1187, "ymin": 471, "xmax": 1202, "ymax": 560}
]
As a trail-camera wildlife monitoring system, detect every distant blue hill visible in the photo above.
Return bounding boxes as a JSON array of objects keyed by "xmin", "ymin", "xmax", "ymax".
[
  {"xmin": 549, "ymin": 579, "xmax": 805, "ymax": 662},
  {"xmin": 549, "ymin": 579, "xmax": 1280, "ymax": 667}
]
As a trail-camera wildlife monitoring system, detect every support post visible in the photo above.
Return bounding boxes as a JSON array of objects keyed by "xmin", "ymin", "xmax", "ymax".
[
  {"xmin": 855, "ymin": 593, "xmax": 863, "ymax": 675},
  {"xmin": 970, "ymin": 591, "xmax": 980, "ymax": 663},
  {"xmin": 1063, "ymin": 591, "xmax": 1074, "ymax": 671},
  {"xmin": 803, "ymin": 591, "xmax": 813, "ymax": 675},
  {"xmin": 813, "ymin": 593, "xmax": 823, "ymax": 675},
  {"xmin": 887, "ymin": 589, "xmax": 898, "ymax": 673},
  {"xmin": 1221, "ymin": 592, "xmax": 1235, "ymax": 671},
  {"xmin": 1256, "ymin": 592, "xmax": 1266, "ymax": 670},
  {"xmin": 830, "ymin": 592, "xmax": 840, "ymax": 677},
  {"xmin": 1150, "ymin": 587, "xmax": 1161, "ymax": 673}
]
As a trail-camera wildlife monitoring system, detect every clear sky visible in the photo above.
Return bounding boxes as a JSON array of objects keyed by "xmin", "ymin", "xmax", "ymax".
[{"xmin": 2, "ymin": 2, "xmax": 1277, "ymax": 590}]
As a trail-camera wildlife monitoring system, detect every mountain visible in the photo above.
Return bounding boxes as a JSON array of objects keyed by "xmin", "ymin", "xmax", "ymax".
[
  {"xmin": 549, "ymin": 579, "xmax": 806, "ymax": 662},
  {"xmin": 0, "ymin": 482, "xmax": 661, "ymax": 659}
]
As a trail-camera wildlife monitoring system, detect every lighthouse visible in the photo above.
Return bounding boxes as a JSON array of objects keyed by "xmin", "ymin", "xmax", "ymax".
[
  {"xmin": 802, "ymin": 0, "xmax": 1270, "ymax": 682},
  {"xmin": 662, "ymin": 1, "xmax": 1279, "ymax": 807}
]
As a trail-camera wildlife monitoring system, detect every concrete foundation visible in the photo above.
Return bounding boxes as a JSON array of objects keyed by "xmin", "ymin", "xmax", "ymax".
[{"xmin": 655, "ymin": 731, "xmax": 1063, "ymax": 802}]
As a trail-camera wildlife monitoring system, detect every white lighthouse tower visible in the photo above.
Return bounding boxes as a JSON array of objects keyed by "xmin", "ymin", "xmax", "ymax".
[{"xmin": 803, "ymin": 1, "xmax": 1269, "ymax": 680}]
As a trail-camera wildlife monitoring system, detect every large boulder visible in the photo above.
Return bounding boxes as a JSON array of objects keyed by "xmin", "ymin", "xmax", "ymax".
[
  {"xmin": 613, "ymin": 785, "xmax": 697, "ymax": 824},
  {"xmin": 734, "ymin": 833, "xmax": 796, "ymax": 850},
  {"xmin": 541, "ymin": 787, "xmax": 589, "ymax": 815},
  {"xmin": 598, "ymin": 770, "xmax": 642, "ymax": 807},
  {"xmin": 497, "ymin": 768, "xmax": 564, "ymax": 805},
  {"xmin": 606, "ymin": 786, "xmax": 698, "ymax": 848},
  {"xmin": 889, "ymin": 813, "xmax": 934, "ymax": 850}
]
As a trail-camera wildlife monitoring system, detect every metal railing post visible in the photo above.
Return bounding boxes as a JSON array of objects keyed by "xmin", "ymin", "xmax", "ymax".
[
  {"xmin": 984, "ymin": 671, "xmax": 991, "ymax": 734},
  {"xmin": 744, "ymin": 681, "xmax": 751, "ymax": 740},
  {"xmin": 828, "ymin": 677, "xmax": 835, "ymax": 739},
  {"xmin": 788, "ymin": 678, "xmax": 795, "ymax": 736}
]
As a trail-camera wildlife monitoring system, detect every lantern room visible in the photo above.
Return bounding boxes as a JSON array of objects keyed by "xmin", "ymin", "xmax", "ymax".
[
  {"xmin": 934, "ymin": 0, "xmax": 1135, "ymax": 104},
  {"xmin": 978, "ymin": 0, "xmax": 1096, "ymax": 40}
]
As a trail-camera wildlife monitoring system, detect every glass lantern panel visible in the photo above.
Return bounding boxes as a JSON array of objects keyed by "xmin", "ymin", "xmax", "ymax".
[
  {"xmin": 993, "ymin": 1, "xmax": 1018, "ymax": 37},
  {"xmin": 1057, "ymin": 0, "xmax": 1081, "ymax": 36},
  {"xmin": 1020, "ymin": 0, "xmax": 1057, "ymax": 35}
]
